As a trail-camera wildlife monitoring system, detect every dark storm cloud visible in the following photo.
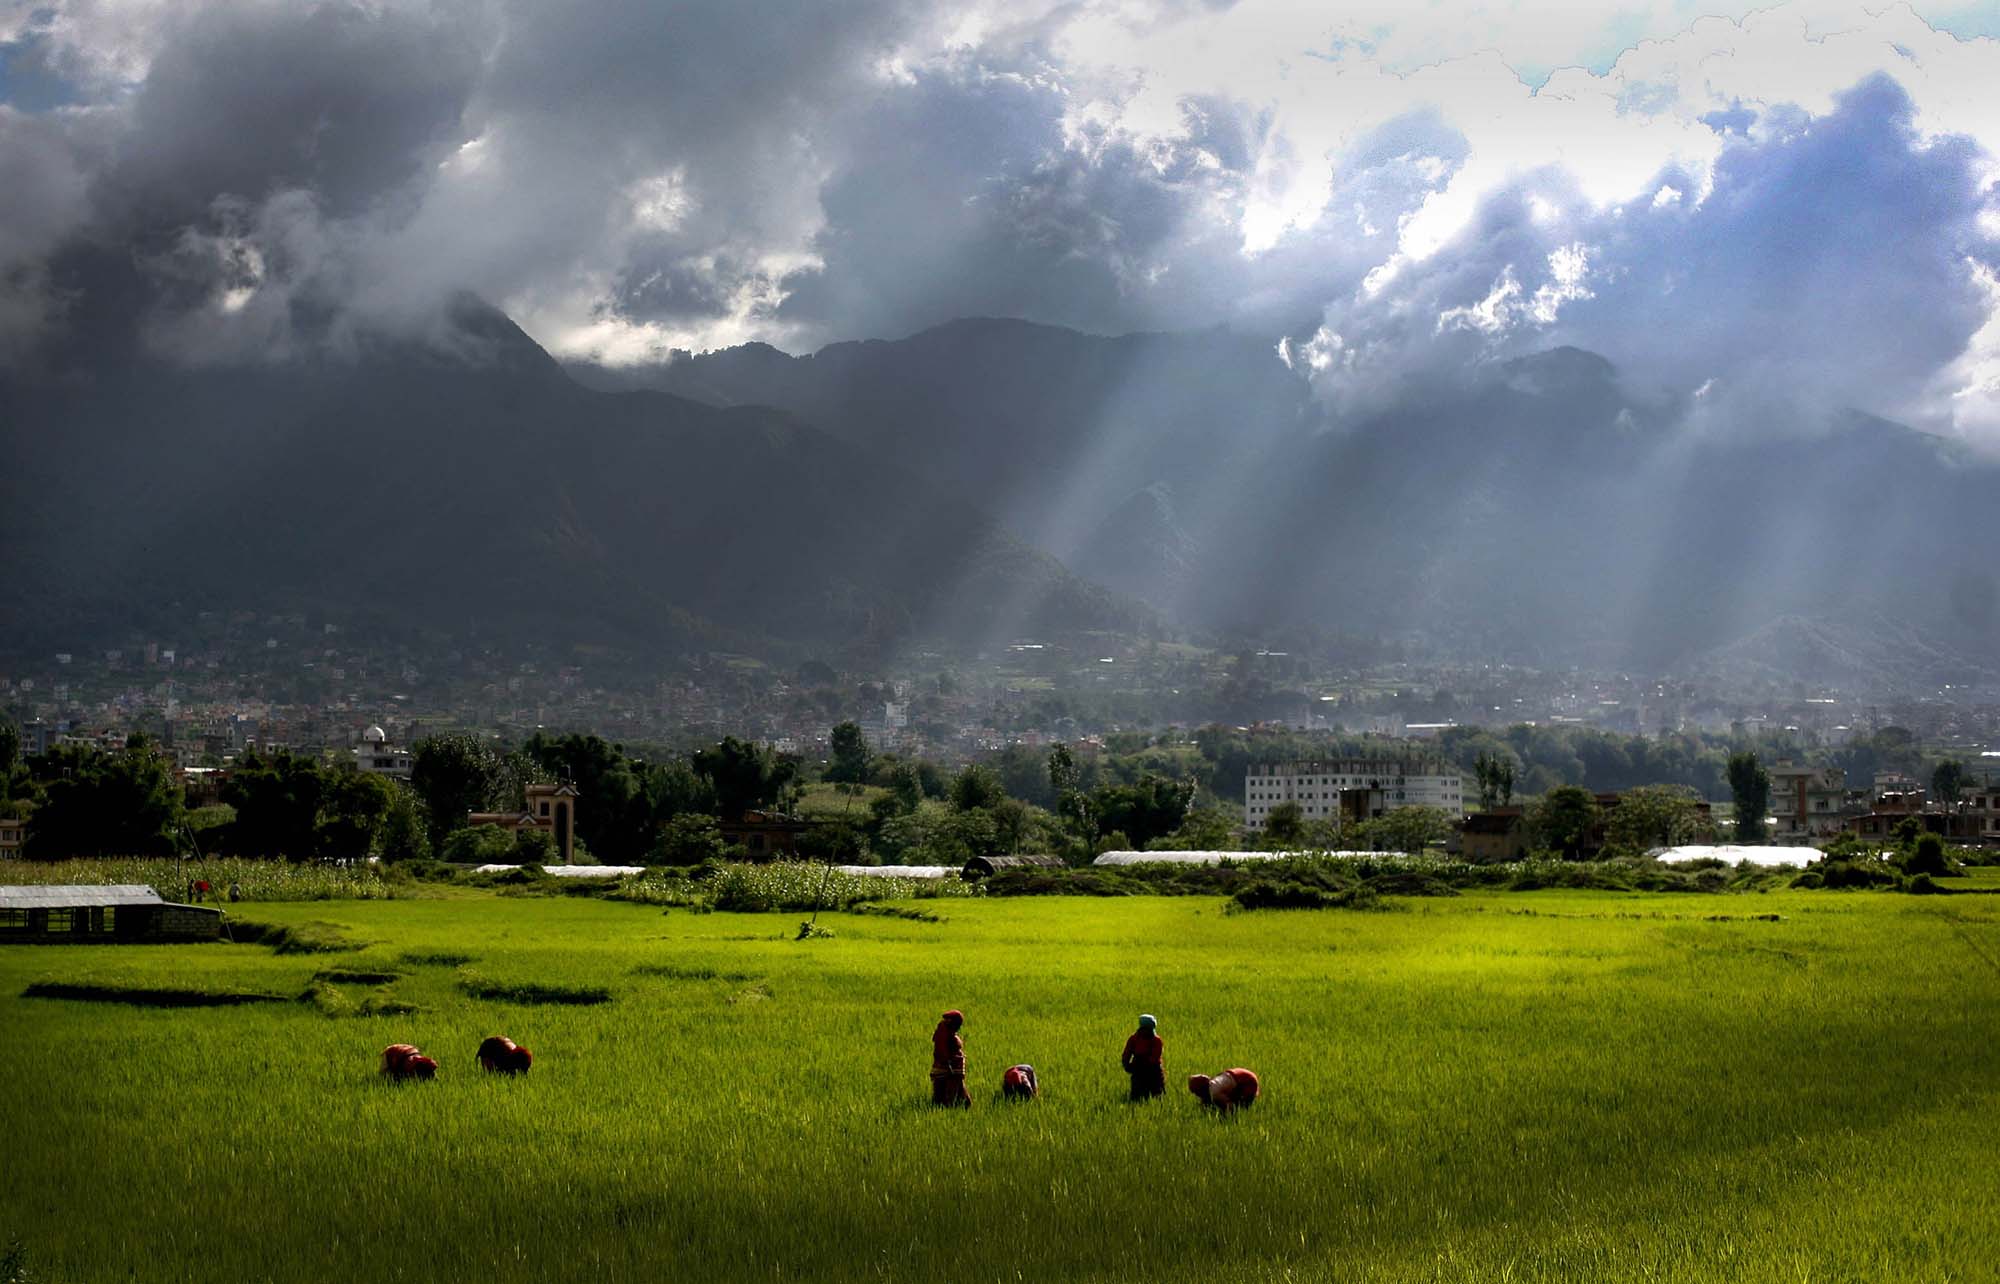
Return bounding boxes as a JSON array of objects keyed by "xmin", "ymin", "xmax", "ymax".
[{"xmin": 103, "ymin": 3, "xmax": 480, "ymax": 226}]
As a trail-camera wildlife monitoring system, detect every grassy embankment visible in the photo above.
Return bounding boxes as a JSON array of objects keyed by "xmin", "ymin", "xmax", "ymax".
[{"xmin": 2, "ymin": 886, "xmax": 1997, "ymax": 1282}]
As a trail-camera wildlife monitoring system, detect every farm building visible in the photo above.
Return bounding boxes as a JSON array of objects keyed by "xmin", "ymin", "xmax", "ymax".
[
  {"xmin": 0, "ymin": 885, "xmax": 224, "ymax": 944},
  {"xmin": 961, "ymin": 854, "xmax": 1066, "ymax": 880}
]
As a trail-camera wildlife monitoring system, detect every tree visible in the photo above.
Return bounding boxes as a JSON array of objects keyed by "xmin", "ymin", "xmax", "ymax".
[
  {"xmin": 1261, "ymin": 801, "xmax": 1306, "ymax": 847},
  {"xmin": 1905, "ymin": 831, "xmax": 1951, "ymax": 877},
  {"xmin": 950, "ymin": 764, "xmax": 1007, "ymax": 813},
  {"xmin": 876, "ymin": 800, "xmax": 999, "ymax": 864},
  {"xmin": 888, "ymin": 764, "xmax": 923, "ymax": 815},
  {"xmin": 523, "ymin": 732, "xmax": 647, "ymax": 861},
  {"xmin": 826, "ymin": 722, "xmax": 870, "ymax": 785},
  {"xmin": 1475, "ymin": 753, "xmax": 1500, "ymax": 809},
  {"xmin": 1091, "ymin": 774, "xmax": 1194, "ymax": 849},
  {"xmin": 640, "ymin": 757, "xmax": 714, "ymax": 826},
  {"xmin": 1148, "ymin": 804, "xmax": 1240, "ymax": 851},
  {"xmin": 1048, "ymin": 744, "xmax": 1080, "ymax": 799},
  {"xmin": 318, "ymin": 770, "xmax": 396, "ymax": 860},
  {"xmin": 1726, "ymin": 752, "xmax": 1770, "ymax": 843},
  {"xmin": 442, "ymin": 825, "xmax": 518, "ymax": 864},
  {"xmin": 221, "ymin": 750, "xmax": 329, "ymax": 859},
  {"xmin": 693, "ymin": 737, "xmax": 795, "ymax": 820},
  {"xmin": 651, "ymin": 813, "xmax": 732, "ymax": 864},
  {"xmin": 1355, "ymin": 805, "xmax": 1454, "ymax": 854},
  {"xmin": 1602, "ymin": 784, "xmax": 1713, "ymax": 855},
  {"xmin": 797, "ymin": 820, "xmax": 865, "ymax": 865},
  {"xmin": 1528, "ymin": 786, "xmax": 1600, "ymax": 859},
  {"xmin": 1047, "ymin": 744, "xmax": 1095, "ymax": 849},
  {"xmin": 411, "ymin": 734, "xmax": 501, "ymax": 849},
  {"xmin": 377, "ymin": 784, "xmax": 431, "ymax": 862},
  {"xmin": 24, "ymin": 744, "xmax": 183, "ymax": 859},
  {"xmin": 1932, "ymin": 760, "xmax": 1967, "ymax": 813}
]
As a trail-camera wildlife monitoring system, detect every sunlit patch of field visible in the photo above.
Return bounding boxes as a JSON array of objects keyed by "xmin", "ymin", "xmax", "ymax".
[
  {"xmin": 2, "ymin": 889, "xmax": 1997, "ymax": 1282},
  {"xmin": 792, "ymin": 782, "xmax": 889, "ymax": 818}
]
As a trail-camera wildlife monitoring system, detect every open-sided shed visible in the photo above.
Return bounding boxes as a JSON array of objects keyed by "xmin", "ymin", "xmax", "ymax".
[{"xmin": 0, "ymin": 885, "xmax": 224, "ymax": 944}]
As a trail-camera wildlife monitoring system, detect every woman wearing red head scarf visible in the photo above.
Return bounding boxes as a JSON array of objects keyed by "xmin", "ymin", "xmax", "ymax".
[
  {"xmin": 930, "ymin": 1009, "xmax": 970, "ymax": 1107},
  {"xmin": 1121, "ymin": 1014, "xmax": 1164, "ymax": 1100}
]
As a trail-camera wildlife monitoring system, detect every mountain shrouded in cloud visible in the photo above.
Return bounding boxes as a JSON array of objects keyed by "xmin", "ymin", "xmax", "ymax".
[
  {"xmin": 0, "ymin": 297, "xmax": 1150, "ymax": 656},
  {"xmin": 4, "ymin": 0, "xmax": 2000, "ymax": 683},
  {"xmin": 3, "ymin": 0, "xmax": 1999, "ymax": 445}
]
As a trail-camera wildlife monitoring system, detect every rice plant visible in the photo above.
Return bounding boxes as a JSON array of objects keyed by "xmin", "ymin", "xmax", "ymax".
[{"xmin": 2, "ymin": 887, "xmax": 1996, "ymax": 1283}]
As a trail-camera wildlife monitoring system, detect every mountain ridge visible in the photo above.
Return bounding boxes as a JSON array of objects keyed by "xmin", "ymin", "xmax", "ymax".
[
  {"xmin": 589, "ymin": 316, "xmax": 2000, "ymax": 678},
  {"xmin": 0, "ymin": 300, "xmax": 1152, "ymax": 661}
]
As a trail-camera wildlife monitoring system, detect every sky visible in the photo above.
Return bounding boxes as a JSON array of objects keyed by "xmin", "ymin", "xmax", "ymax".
[{"xmin": 2, "ymin": 0, "xmax": 1999, "ymax": 444}]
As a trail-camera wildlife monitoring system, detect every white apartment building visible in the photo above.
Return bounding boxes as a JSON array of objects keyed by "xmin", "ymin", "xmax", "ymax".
[{"xmin": 1244, "ymin": 758, "xmax": 1464, "ymax": 831}]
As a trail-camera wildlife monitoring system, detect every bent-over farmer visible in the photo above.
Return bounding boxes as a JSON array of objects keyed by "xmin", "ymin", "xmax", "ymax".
[
  {"xmin": 1001, "ymin": 1064, "xmax": 1038, "ymax": 1100},
  {"xmin": 1189, "ymin": 1067, "xmax": 1260, "ymax": 1112}
]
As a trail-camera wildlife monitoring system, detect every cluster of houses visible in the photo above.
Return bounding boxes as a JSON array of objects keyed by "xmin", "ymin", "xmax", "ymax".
[
  {"xmin": 1245, "ymin": 755, "xmax": 2000, "ymax": 859},
  {"xmin": 1763, "ymin": 763, "xmax": 2000, "ymax": 846},
  {"xmin": 1457, "ymin": 764, "xmax": 2000, "ymax": 860}
]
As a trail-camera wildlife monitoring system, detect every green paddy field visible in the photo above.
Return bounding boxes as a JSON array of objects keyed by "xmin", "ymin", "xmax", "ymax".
[{"xmin": 3, "ymin": 886, "xmax": 1997, "ymax": 1282}]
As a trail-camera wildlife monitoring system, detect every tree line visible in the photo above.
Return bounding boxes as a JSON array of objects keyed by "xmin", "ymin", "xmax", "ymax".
[{"xmin": 0, "ymin": 713, "xmax": 1979, "ymax": 864}]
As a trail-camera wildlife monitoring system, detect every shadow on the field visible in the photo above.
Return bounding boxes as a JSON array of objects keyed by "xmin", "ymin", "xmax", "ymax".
[
  {"xmin": 458, "ymin": 972, "xmax": 612, "ymax": 1005},
  {"xmin": 23, "ymin": 980, "xmax": 289, "ymax": 1007},
  {"xmin": 395, "ymin": 950, "xmax": 476, "ymax": 967}
]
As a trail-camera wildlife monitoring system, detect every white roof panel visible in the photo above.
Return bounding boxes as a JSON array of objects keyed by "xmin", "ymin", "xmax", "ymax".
[
  {"xmin": 0, "ymin": 884, "xmax": 166, "ymax": 908},
  {"xmin": 835, "ymin": 865, "xmax": 957, "ymax": 879},
  {"xmin": 473, "ymin": 864, "xmax": 644, "ymax": 877},
  {"xmin": 1652, "ymin": 845, "xmax": 1817, "ymax": 868}
]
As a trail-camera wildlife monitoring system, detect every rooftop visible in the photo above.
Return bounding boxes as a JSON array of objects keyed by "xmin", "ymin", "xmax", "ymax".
[{"xmin": 0, "ymin": 884, "xmax": 165, "ymax": 909}]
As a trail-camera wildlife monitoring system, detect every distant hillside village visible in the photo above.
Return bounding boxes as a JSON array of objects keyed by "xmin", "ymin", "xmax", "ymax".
[{"xmin": 1, "ymin": 696, "xmax": 1995, "ymax": 867}]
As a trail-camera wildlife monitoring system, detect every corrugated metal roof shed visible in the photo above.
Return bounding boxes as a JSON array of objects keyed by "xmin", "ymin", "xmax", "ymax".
[
  {"xmin": 835, "ymin": 865, "xmax": 957, "ymax": 879},
  {"xmin": 964, "ymin": 854, "xmax": 1067, "ymax": 875},
  {"xmin": 0, "ymin": 884, "xmax": 165, "ymax": 908}
]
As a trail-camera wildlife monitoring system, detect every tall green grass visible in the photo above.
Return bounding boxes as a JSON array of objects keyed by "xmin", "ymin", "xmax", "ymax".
[
  {"xmin": 1, "ymin": 890, "xmax": 1996, "ymax": 1282},
  {"xmin": 2, "ymin": 856, "xmax": 391, "ymax": 900}
]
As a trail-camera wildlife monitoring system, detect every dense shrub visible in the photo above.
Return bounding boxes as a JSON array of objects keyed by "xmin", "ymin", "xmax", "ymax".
[
  {"xmin": 1802, "ymin": 857, "xmax": 1903, "ymax": 890},
  {"xmin": 1903, "ymin": 833, "xmax": 1951, "ymax": 878}
]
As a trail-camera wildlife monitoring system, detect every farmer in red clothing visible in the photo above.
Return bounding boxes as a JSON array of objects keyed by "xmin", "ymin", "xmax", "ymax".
[
  {"xmin": 1189, "ymin": 1067, "xmax": 1260, "ymax": 1112},
  {"xmin": 930, "ymin": 1009, "xmax": 970, "ymax": 1107},
  {"xmin": 1121, "ymin": 1013, "xmax": 1165, "ymax": 1100},
  {"xmin": 1001, "ymin": 1064, "xmax": 1038, "ymax": 1101}
]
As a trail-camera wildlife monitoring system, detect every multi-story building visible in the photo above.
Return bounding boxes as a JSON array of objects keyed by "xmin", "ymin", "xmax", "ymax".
[
  {"xmin": 353, "ymin": 725, "xmax": 413, "ymax": 779},
  {"xmin": 1768, "ymin": 762, "xmax": 1860, "ymax": 844},
  {"xmin": 1244, "ymin": 758, "xmax": 1464, "ymax": 832}
]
